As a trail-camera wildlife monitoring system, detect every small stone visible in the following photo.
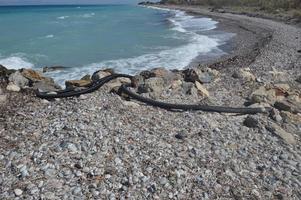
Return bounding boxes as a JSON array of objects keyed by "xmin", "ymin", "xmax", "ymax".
[
  {"xmin": 296, "ymin": 75, "xmax": 301, "ymax": 83},
  {"xmin": 6, "ymin": 83, "xmax": 21, "ymax": 92},
  {"xmin": 41, "ymin": 99, "xmax": 50, "ymax": 104},
  {"xmin": 14, "ymin": 189, "xmax": 23, "ymax": 196},
  {"xmin": 250, "ymin": 86, "xmax": 276, "ymax": 104},
  {"xmin": 0, "ymin": 94, "xmax": 7, "ymax": 103},
  {"xmin": 123, "ymin": 101, "xmax": 140, "ymax": 107},
  {"xmin": 175, "ymin": 133, "xmax": 185, "ymax": 140},
  {"xmin": 198, "ymin": 72, "xmax": 213, "ymax": 83},
  {"xmin": 243, "ymin": 115, "xmax": 260, "ymax": 128},
  {"xmin": 79, "ymin": 95, "xmax": 88, "ymax": 100},
  {"xmin": 269, "ymin": 109, "xmax": 282, "ymax": 122}
]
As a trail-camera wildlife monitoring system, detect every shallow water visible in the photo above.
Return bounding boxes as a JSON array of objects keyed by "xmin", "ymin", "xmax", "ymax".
[{"xmin": 0, "ymin": 5, "xmax": 233, "ymax": 84}]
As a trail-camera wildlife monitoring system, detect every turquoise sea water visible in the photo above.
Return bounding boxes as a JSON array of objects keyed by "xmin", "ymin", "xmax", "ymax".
[{"xmin": 0, "ymin": 5, "xmax": 233, "ymax": 84}]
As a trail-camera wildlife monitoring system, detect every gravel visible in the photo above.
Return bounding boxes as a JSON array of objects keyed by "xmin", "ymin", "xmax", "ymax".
[{"xmin": 1, "ymin": 6, "xmax": 301, "ymax": 200}]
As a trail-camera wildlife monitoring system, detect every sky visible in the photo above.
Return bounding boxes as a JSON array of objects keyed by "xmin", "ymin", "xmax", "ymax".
[{"xmin": 0, "ymin": 0, "xmax": 154, "ymax": 5}]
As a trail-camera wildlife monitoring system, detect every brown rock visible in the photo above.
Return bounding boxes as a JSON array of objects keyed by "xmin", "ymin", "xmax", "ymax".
[
  {"xmin": 21, "ymin": 69, "xmax": 47, "ymax": 82},
  {"xmin": 65, "ymin": 79, "xmax": 91, "ymax": 89},
  {"xmin": 149, "ymin": 68, "xmax": 169, "ymax": 78}
]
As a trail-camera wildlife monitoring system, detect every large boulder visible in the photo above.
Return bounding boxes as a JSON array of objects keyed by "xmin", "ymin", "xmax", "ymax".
[
  {"xmin": 21, "ymin": 69, "xmax": 48, "ymax": 82},
  {"xmin": 33, "ymin": 81, "xmax": 61, "ymax": 92},
  {"xmin": 8, "ymin": 71, "xmax": 29, "ymax": 88}
]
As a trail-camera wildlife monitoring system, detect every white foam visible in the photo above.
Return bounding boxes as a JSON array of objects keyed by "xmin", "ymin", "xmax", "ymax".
[
  {"xmin": 0, "ymin": 56, "xmax": 34, "ymax": 69},
  {"xmin": 57, "ymin": 16, "xmax": 69, "ymax": 20},
  {"xmin": 82, "ymin": 13, "xmax": 95, "ymax": 18},
  {"xmin": 45, "ymin": 34, "xmax": 54, "ymax": 38}
]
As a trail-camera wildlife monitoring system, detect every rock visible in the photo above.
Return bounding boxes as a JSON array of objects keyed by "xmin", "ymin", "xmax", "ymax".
[
  {"xmin": 33, "ymin": 81, "xmax": 61, "ymax": 92},
  {"xmin": 123, "ymin": 101, "xmax": 140, "ymax": 107},
  {"xmin": 250, "ymin": 86, "xmax": 277, "ymax": 104},
  {"xmin": 274, "ymin": 101, "xmax": 293, "ymax": 112},
  {"xmin": 8, "ymin": 71, "xmax": 29, "ymax": 88},
  {"xmin": 183, "ymin": 69, "xmax": 199, "ymax": 83},
  {"xmin": 91, "ymin": 69, "xmax": 112, "ymax": 81},
  {"xmin": 0, "ymin": 65, "xmax": 16, "ymax": 80},
  {"xmin": 21, "ymin": 69, "xmax": 47, "ymax": 82},
  {"xmin": 175, "ymin": 133, "xmax": 186, "ymax": 140},
  {"xmin": 0, "ymin": 94, "xmax": 7, "ymax": 103},
  {"xmin": 195, "ymin": 81, "xmax": 210, "ymax": 97},
  {"xmin": 243, "ymin": 115, "xmax": 260, "ymax": 128},
  {"xmin": 170, "ymin": 79, "xmax": 182, "ymax": 90},
  {"xmin": 6, "ymin": 83, "xmax": 21, "ymax": 92},
  {"xmin": 232, "ymin": 68, "xmax": 256, "ymax": 81},
  {"xmin": 149, "ymin": 68, "xmax": 169, "ymax": 78},
  {"xmin": 79, "ymin": 95, "xmax": 88, "ymax": 100},
  {"xmin": 266, "ymin": 122, "xmax": 296, "ymax": 145},
  {"xmin": 198, "ymin": 72, "xmax": 213, "ymax": 84},
  {"xmin": 80, "ymin": 74, "xmax": 91, "ymax": 81},
  {"xmin": 14, "ymin": 189, "xmax": 23, "ymax": 196},
  {"xmin": 65, "ymin": 79, "xmax": 91, "ymax": 89},
  {"xmin": 296, "ymin": 75, "xmax": 301, "ymax": 83},
  {"xmin": 139, "ymin": 77, "xmax": 164, "ymax": 94},
  {"xmin": 182, "ymin": 82, "xmax": 196, "ymax": 95},
  {"xmin": 42, "ymin": 66, "xmax": 67, "ymax": 73},
  {"xmin": 106, "ymin": 77, "xmax": 131, "ymax": 92},
  {"xmin": 280, "ymin": 111, "xmax": 301, "ymax": 125},
  {"xmin": 274, "ymin": 100, "xmax": 300, "ymax": 113},
  {"xmin": 269, "ymin": 109, "xmax": 283, "ymax": 122},
  {"xmin": 41, "ymin": 99, "xmax": 50, "ymax": 104}
]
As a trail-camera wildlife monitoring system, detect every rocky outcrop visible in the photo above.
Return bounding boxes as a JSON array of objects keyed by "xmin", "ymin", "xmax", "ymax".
[{"xmin": 43, "ymin": 66, "xmax": 67, "ymax": 73}]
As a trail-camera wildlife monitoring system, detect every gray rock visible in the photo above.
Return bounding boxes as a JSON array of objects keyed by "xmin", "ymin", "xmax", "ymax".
[
  {"xmin": 296, "ymin": 75, "xmax": 301, "ymax": 83},
  {"xmin": 14, "ymin": 189, "xmax": 23, "ymax": 196},
  {"xmin": 9, "ymin": 71, "xmax": 29, "ymax": 88},
  {"xmin": 139, "ymin": 77, "xmax": 164, "ymax": 95},
  {"xmin": 266, "ymin": 121, "xmax": 296, "ymax": 145},
  {"xmin": 269, "ymin": 109, "xmax": 282, "ymax": 122},
  {"xmin": 33, "ymin": 81, "xmax": 61, "ymax": 92},
  {"xmin": 198, "ymin": 72, "xmax": 213, "ymax": 83},
  {"xmin": 6, "ymin": 83, "xmax": 21, "ymax": 92},
  {"xmin": 0, "ymin": 94, "xmax": 7, "ymax": 103},
  {"xmin": 243, "ymin": 115, "xmax": 260, "ymax": 128}
]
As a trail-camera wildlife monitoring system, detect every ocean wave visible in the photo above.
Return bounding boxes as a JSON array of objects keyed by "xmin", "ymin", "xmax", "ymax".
[
  {"xmin": 82, "ymin": 13, "xmax": 95, "ymax": 18},
  {"xmin": 45, "ymin": 34, "xmax": 54, "ymax": 38},
  {"xmin": 57, "ymin": 16, "xmax": 69, "ymax": 20},
  {"xmin": 0, "ymin": 56, "xmax": 34, "ymax": 69}
]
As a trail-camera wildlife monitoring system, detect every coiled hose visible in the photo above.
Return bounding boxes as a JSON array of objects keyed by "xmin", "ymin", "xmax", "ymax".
[{"xmin": 36, "ymin": 73, "xmax": 271, "ymax": 114}]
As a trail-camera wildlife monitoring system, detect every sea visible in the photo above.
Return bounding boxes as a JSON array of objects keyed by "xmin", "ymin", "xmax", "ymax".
[{"xmin": 0, "ymin": 4, "xmax": 234, "ymax": 85}]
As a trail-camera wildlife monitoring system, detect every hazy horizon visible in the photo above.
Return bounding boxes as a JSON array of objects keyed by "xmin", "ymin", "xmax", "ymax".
[{"xmin": 0, "ymin": 0, "xmax": 157, "ymax": 5}]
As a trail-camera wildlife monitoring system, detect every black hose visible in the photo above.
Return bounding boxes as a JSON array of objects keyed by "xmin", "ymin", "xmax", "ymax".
[
  {"xmin": 36, "ymin": 73, "xmax": 271, "ymax": 114},
  {"xmin": 119, "ymin": 84, "xmax": 271, "ymax": 114}
]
